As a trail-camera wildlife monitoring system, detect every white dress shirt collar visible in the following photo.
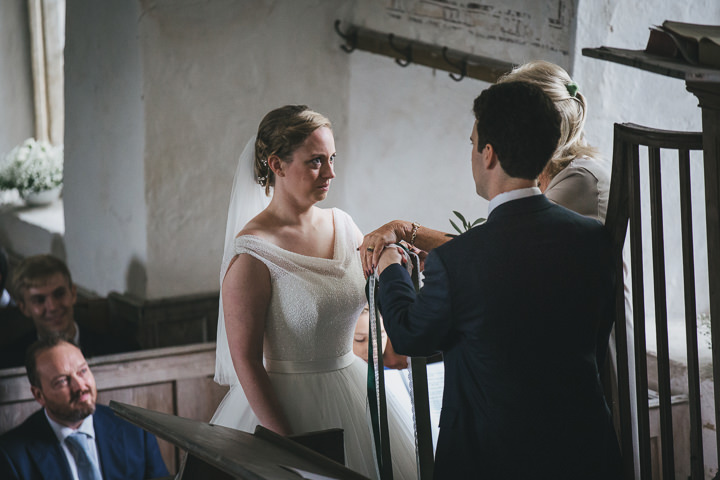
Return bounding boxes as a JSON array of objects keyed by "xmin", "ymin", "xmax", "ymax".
[
  {"xmin": 45, "ymin": 410, "xmax": 96, "ymax": 443},
  {"xmin": 45, "ymin": 410, "xmax": 99, "ymax": 480},
  {"xmin": 0, "ymin": 289, "xmax": 11, "ymax": 307},
  {"xmin": 487, "ymin": 186, "xmax": 542, "ymax": 217},
  {"xmin": 37, "ymin": 321, "xmax": 80, "ymax": 346}
]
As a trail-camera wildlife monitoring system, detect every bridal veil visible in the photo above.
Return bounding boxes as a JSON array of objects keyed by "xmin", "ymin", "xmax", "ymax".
[{"xmin": 214, "ymin": 136, "xmax": 271, "ymax": 385}]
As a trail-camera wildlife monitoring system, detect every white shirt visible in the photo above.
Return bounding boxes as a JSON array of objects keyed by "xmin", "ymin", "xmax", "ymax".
[
  {"xmin": 45, "ymin": 411, "xmax": 101, "ymax": 480},
  {"xmin": 0, "ymin": 289, "xmax": 11, "ymax": 307},
  {"xmin": 487, "ymin": 186, "xmax": 542, "ymax": 217},
  {"xmin": 71, "ymin": 321, "xmax": 81, "ymax": 346},
  {"xmin": 37, "ymin": 321, "xmax": 81, "ymax": 345}
]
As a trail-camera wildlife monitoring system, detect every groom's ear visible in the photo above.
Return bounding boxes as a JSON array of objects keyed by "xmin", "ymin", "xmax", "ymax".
[
  {"xmin": 483, "ymin": 144, "xmax": 498, "ymax": 170},
  {"xmin": 268, "ymin": 155, "xmax": 285, "ymax": 177}
]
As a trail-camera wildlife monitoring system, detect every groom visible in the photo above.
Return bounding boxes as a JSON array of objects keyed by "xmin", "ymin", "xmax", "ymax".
[{"xmin": 375, "ymin": 81, "xmax": 621, "ymax": 478}]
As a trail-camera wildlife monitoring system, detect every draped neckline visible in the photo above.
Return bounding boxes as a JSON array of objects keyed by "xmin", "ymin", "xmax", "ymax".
[{"xmin": 233, "ymin": 207, "xmax": 343, "ymax": 263}]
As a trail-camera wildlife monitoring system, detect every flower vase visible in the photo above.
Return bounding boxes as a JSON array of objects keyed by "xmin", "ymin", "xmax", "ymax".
[{"xmin": 21, "ymin": 186, "xmax": 62, "ymax": 206}]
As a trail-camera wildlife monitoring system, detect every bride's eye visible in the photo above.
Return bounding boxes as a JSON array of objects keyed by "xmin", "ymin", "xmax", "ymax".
[{"xmin": 329, "ymin": 154, "xmax": 336, "ymax": 164}]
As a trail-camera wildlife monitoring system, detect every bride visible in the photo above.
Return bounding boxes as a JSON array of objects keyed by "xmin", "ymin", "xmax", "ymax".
[{"xmin": 211, "ymin": 105, "xmax": 416, "ymax": 479}]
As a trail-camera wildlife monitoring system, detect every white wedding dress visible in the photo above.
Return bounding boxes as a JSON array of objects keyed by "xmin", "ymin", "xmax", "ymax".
[{"xmin": 211, "ymin": 208, "xmax": 417, "ymax": 479}]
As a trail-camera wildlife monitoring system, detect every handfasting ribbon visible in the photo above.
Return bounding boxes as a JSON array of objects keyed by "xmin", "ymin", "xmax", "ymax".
[
  {"xmin": 367, "ymin": 244, "xmax": 435, "ymax": 480},
  {"xmin": 368, "ymin": 267, "xmax": 393, "ymax": 480},
  {"xmin": 404, "ymin": 260, "xmax": 435, "ymax": 480}
]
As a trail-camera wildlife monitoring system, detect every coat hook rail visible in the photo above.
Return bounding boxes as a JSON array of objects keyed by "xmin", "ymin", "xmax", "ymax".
[
  {"xmin": 333, "ymin": 20, "xmax": 513, "ymax": 83},
  {"xmin": 442, "ymin": 46, "xmax": 467, "ymax": 81},
  {"xmin": 334, "ymin": 19, "xmax": 357, "ymax": 53},
  {"xmin": 388, "ymin": 33, "xmax": 412, "ymax": 67}
]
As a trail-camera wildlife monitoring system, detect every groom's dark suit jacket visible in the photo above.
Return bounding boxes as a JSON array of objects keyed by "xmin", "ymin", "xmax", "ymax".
[
  {"xmin": 379, "ymin": 195, "xmax": 621, "ymax": 479},
  {"xmin": 0, "ymin": 404, "xmax": 169, "ymax": 480}
]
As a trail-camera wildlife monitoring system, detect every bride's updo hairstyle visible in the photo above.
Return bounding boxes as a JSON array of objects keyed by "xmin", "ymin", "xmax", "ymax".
[
  {"xmin": 255, "ymin": 105, "xmax": 332, "ymax": 196},
  {"xmin": 497, "ymin": 60, "xmax": 599, "ymax": 180}
]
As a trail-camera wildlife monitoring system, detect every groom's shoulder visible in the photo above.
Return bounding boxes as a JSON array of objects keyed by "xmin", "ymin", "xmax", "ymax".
[
  {"xmin": 433, "ymin": 224, "xmax": 486, "ymax": 259},
  {"xmin": 547, "ymin": 202, "xmax": 608, "ymax": 237}
]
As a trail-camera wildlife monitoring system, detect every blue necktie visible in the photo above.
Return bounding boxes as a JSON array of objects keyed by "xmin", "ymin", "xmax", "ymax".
[{"xmin": 65, "ymin": 432, "xmax": 103, "ymax": 480}]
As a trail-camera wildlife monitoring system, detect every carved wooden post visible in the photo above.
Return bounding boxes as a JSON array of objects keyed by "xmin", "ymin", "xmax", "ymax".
[{"xmin": 686, "ymin": 80, "xmax": 720, "ymax": 477}]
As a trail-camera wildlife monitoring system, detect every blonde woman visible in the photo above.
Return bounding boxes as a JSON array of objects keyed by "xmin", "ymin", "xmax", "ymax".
[{"xmin": 497, "ymin": 60, "xmax": 610, "ymax": 222}]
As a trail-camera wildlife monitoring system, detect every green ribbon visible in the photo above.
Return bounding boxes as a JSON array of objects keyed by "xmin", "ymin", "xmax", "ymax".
[{"xmin": 367, "ymin": 273, "xmax": 393, "ymax": 479}]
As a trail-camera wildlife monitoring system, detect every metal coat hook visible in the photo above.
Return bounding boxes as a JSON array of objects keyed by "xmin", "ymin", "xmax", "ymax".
[
  {"xmin": 442, "ymin": 46, "xmax": 467, "ymax": 81},
  {"xmin": 388, "ymin": 33, "xmax": 412, "ymax": 67},
  {"xmin": 334, "ymin": 20, "xmax": 357, "ymax": 53}
]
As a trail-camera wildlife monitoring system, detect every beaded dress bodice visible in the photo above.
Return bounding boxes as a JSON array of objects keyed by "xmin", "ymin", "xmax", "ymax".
[
  {"xmin": 233, "ymin": 208, "xmax": 366, "ymax": 363},
  {"xmin": 212, "ymin": 209, "xmax": 416, "ymax": 479}
]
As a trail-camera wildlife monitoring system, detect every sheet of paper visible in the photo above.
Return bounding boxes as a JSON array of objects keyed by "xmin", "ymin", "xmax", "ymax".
[
  {"xmin": 391, "ymin": 362, "xmax": 444, "ymax": 450},
  {"xmin": 426, "ymin": 361, "xmax": 444, "ymax": 448}
]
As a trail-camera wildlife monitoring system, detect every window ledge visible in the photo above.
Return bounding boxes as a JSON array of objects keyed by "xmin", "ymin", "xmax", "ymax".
[{"xmin": 0, "ymin": 190, "xmax": 65, "ymax": 258}]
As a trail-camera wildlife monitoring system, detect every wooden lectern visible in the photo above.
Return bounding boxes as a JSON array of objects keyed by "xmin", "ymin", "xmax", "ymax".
[{"xmin": 110, "ymin": 401, "xmax": 369, "ymax": 480}]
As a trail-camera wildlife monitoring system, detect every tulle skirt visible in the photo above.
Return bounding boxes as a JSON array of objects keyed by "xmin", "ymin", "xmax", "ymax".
[{"xmin": 211, "ymin": 357, "xmax": 417, "ymax": 479}]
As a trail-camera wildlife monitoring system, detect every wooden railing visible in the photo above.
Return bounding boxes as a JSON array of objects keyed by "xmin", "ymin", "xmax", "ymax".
[{"xmin": 606, "ymin": 123, "xmax": 706, "ymax": 479}]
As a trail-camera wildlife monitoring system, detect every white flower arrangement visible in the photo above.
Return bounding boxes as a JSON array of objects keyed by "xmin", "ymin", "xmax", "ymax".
[{"xmin": 0, "ymin": 138, "xmax": 63, "ymax": 196}]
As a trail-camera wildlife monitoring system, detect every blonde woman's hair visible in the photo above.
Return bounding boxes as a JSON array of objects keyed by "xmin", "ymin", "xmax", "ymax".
[
  {"xmin": 497, "ymin": 60, "xmax": 600, "ymax": 180},
  {"xmin": 254, "ymin": 105, "xmax": 332, "ymax": 196}
]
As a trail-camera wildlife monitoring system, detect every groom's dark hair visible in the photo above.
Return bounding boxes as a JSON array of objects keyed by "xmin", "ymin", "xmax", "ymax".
[{"xmin": 473, "ymin": 81, "xmax": 561, "ymax": 180}]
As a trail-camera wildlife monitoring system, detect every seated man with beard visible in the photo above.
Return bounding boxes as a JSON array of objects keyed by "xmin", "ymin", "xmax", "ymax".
[{"xmin": 0, "ymin": 337, "xmax": 168, "ymax": 479}]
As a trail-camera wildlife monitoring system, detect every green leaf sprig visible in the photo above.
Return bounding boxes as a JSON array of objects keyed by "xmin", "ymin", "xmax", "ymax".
[{"xmin": 448, "ymin": 210, "xmax": 485, "ymax": 237}]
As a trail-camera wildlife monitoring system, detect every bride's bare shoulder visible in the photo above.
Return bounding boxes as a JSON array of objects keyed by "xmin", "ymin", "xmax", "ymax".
[{"xmin": 235, "ymin": 211, "xmax": 274, "ymax": 240}]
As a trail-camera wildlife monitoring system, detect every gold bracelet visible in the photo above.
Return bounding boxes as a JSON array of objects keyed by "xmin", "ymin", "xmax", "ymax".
[{"xmin": 410, "ymin": 222, "xmax": 420, "ymax": 246}]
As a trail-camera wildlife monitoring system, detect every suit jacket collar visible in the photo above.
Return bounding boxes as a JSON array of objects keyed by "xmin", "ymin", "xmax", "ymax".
[
  {"xmin": 486, "ymin": 193, "xmax": 553, "ymax": 222},
  {"xmin": 487, "ymin": 186, "xmax": 541, "ymax": 216},
  {"xmin": 94, "ymin": 404, "xmax": 126, "ymax": 479},
  {"xmin": 24, "ymin": 409, "xmax": 73, "ymax": 480},
  {"xmin": 25, "ymin": 405, "xmax": 124, "ymax": 479}
]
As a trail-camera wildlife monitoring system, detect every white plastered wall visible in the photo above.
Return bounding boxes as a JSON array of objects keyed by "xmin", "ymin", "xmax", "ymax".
[
  {"xmin": 138, "ymin": 0, "xmax": 353, "ymax": 298},
  {"xmin": 56, "ymin": 0, "xmax": 719, "ymax": 310},
  {"xmin": 63, "ymin": 0, "xmax": 355, "ymax": 298},
  {"xmin": 0, "ymin": 0, "xmax": 34, "ymax": 156},
  {"xmin": 63, "ymin": 0, "xmax": 148, "ymax": 297},
  {"xmin": 7, "ymin": 0, "xmax": 720, "ymax": 474}
]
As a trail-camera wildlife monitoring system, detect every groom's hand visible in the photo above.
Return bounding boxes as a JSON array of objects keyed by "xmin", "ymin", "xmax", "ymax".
[
  {"xmin": 402, "ymin": 242, "xmax": 428, "ymax": 272},
  {"xmin": 377, "ymin": 246, "xmax": 404, "ymax": 275},
  {"xmin": 383, "ymin": 338, "xmax": 409, "ymax": 370}
]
